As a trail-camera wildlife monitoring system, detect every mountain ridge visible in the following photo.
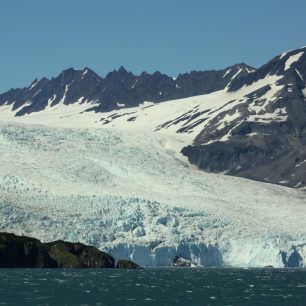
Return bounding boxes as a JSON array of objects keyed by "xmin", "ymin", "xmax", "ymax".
[{"xmin": 0, "ymin": 63, "xmax": 255, "ymax": 115}]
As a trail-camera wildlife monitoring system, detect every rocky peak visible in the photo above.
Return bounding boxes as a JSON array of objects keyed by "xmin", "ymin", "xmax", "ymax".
[
  {"xmin": 229, "ymin": 47, "xmax": 306, "ymax": 92},
  {"xmin": 0, "ymin": 60, "xmax": 256, "ymax": 115},
  {"xmin": 105, "ymin": 66, "xmax": 134, "ymax": 82}
]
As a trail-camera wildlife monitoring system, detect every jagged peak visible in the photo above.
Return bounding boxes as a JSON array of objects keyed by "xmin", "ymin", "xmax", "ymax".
[
  {"xmin": 79, "ymin": 67, "xmax": 103, "ymax": 82},
  {"xmin": 29, "ymin": 78, "xmax": 39, "ymax": 85},
  {"xmin": 51, "ymin": 67, "xmax": 103, "ymax": 86},
  {"xmin": 226, "ymin": 63, "xmax": 256, "ymax": 73},
  {"xmin": 28, "ymin": 77, "xmax": 49, "ymax": 91},
  {"xmin": 105, "ymin": 66, "xmax": 135, "ymax": 80},
  {"xmin": 117, "ymin": 65, "xmax": 128, "ymax": 74},
  {"xmin": 59, "ymin": 67, "xmax": 77, "ymax": 75},
  {"xmin": 152, "ymin": 71, "xmax": 163, "ymax": 77}
]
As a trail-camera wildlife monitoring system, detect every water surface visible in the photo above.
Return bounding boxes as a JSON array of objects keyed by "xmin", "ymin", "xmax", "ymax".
[{"xmin": 0, "ymin": 268, "xmax": 305, "ymax": 305}]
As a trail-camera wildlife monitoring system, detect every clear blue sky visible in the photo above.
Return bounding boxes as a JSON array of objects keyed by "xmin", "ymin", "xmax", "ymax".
[{"xmin": 1, "ymin": 0, "xmax": 306, "ymax": 92}]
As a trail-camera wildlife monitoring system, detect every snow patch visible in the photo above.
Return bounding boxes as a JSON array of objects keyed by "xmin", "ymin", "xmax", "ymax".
[
  {"xmin": 231, "ymin": 68, "xmax": 243, "ymax": 80},
  {"xmin": 28, "ymin": 80, "xmax": 40, "ymax": 91},
  {"xmin": 302, "ymin": 87, "xmax": 306, "ymax": 99},
  {"xmin": 33, "ymin": 89, "xmax": 41, "ymax": 97},
  {"xmin": 246, "ymin": 67, "xmax": 255, "ymax": 73},
  {"xmin": 296, "ymin": 160, "xmax": 306, "ymax": 167},
  {"xmin": 131, "ymin": 79, "xmax": 138, "ymax": 89},
  {"xmin": 295, "ymin": 69, "xmax": 304, "ymax": 81},
  {"xmin": 284, "ymin": 52, "xmax": 304, "ymax": 71},
  {"xmin": 279, "ymin": 180, "xmax": 289, "ymax": 184},
  {"xmin": 247, "ymin": 132, "xmax": 258, "ymax": 137},
  {"xmin": 223, "ymin": 69, "xmax": 232, "ymax": 78},
  {"xmin": 59, "ymin": 85, "xmax": 69, "ymax": 104}
]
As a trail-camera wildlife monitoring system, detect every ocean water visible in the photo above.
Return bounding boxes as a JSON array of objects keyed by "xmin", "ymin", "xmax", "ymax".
[{"xmin": 0, "ymin": 268, "xmax": 306, "ymax": 305}]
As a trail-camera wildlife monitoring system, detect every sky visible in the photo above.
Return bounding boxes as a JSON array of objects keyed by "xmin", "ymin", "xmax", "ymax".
[{"xmin": 0, "ymin": 0, "xmax": 306, "ymax": 92}]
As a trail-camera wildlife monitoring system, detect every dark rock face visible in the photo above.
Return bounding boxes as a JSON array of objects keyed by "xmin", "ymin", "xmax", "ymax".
[
  {"xmin": 0, "ymin": 68, "xmax": 103, "ymax": 116},
  {"xmin": 182, "ymin": 47, "xmax": 306, "ymax": 188},
  {"xmin": 280, "ymin": 246, "xmax": 304, "ymax": 267},
  {"xmin": 46, "ymin": 240, "xmax": 115, "ymax": 268},
  {"xmin": 0, "ymin": 232, "xmax": 115, "ymax": 268},
  {"xmin": 116, "ymin": 259, "xmax": 140, "ymax": 269},
  {"xmin": 0, "ymin": 64, "xmax": 254, "ymax": 115},
  {"xmin": 0, "ymin": 233, "xmax": 57, "ymax": 268}
]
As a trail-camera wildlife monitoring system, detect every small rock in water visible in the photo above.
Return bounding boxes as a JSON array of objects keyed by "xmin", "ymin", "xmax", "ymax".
[
  {"xmin": 116, "ymin": 259, "xmax": 141, "ymax": 269},
  {"xmin": 173, "ymin": 255, "xmax": 197, "ymax": 267}
]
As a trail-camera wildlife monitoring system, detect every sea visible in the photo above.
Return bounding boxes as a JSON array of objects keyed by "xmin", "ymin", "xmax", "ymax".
[{"xmin": 0, "ymin": 268, "xmax": 306, "ymax": 305}]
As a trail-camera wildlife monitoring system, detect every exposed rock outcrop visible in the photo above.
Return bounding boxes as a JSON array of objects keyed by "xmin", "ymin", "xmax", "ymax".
[
  {"xmin": 280, "ymin": 245, "xmax": 304, "ymax": 268},
  {"xmin": 0, "ymin": 232, "xmax": 139, "ymax": 269},
  {"xmin": 116, "ymin": 259, "xmax": 140, "ymax": 269},
  {"xmin": 45, "ymin": 240, "xmax": 115, "ymax": 268},
  {"xmin": 0, "ymin": 232, "xmax": 57, "ymax": 268}
]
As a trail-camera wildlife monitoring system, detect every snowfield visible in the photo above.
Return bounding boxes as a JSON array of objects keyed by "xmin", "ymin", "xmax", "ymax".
[{"xmin": 1, "ymin": 117, "xmax": 306, "ymax": 267}]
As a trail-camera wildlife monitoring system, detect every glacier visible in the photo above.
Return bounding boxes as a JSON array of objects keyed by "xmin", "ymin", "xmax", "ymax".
[{"xmin": 1, "ymin": 118, "xmax": 306, "ymax": 267}]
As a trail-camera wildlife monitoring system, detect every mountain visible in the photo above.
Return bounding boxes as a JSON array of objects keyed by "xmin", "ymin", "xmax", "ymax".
[
  {"xmin": 1, "ymin": 47, "xmax": 306, "ymax": 189},
  {"xmin": 182, "ymin": 47, "xmax": 306, "ymax": 188},
  {"xmin": 1, "ymin": 47, "xmax": 306, "ymax": 188},
  {"xmin": 1, "ymin": 47, "xmax": 306, "ymax": 268},
  {"xmin": 0, "ymin": 63, "xmax": 254, "ymax": 115}
]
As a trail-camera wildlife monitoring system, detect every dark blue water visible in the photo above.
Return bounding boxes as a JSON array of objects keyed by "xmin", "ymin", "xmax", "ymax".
[{"xmin": 0, "ymin": 268, "xmax": 306, "ymax": 305}]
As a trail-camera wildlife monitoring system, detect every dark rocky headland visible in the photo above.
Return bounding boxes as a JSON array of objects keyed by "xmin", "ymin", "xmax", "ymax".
[{"xmin": 0, "ymin": 232, "xmax": 139, "ymax": 269}]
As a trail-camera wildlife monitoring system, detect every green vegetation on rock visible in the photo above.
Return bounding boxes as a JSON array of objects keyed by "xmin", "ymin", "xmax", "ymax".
[
  {"xmin": 46, "ymin": 240, "xmax": 114, "ymax": 268},
  {"xmin": 0, "ymin": 232, "xmax": 138, "ymax": 269}
]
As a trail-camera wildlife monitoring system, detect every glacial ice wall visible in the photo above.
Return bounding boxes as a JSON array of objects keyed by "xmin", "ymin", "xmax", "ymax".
[
  {"xmin": 1, "ymin": 122, "xmax": 306, "ymax": 267},
  {"xmin": 1, "ymin": 195, "xmax": 305, "ymax": 268}
]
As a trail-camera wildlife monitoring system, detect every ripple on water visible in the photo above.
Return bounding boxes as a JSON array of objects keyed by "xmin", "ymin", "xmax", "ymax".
[{"xmin": 0, "ymin": 268, "xmax": 306, "ymax": 305}]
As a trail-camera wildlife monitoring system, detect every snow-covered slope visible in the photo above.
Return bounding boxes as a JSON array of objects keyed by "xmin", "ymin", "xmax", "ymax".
[
  {"xmin": 1, "ymin": 120, "xmax": 306, "ymax": 267},
  {"xmin": 0, "ymin": 73, "xmax": 286, "ymax": 144}
]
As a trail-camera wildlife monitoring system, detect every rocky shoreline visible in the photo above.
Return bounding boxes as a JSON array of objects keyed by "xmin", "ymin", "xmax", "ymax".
[{"xmin": 0, "ymin": 232, "xmax": 139, "ymax": 269}]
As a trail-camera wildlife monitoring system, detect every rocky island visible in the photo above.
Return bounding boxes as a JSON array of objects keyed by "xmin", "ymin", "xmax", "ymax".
[{"xmin": 0, "ymin": 232, "xmax": 139, "ymax": 269}]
